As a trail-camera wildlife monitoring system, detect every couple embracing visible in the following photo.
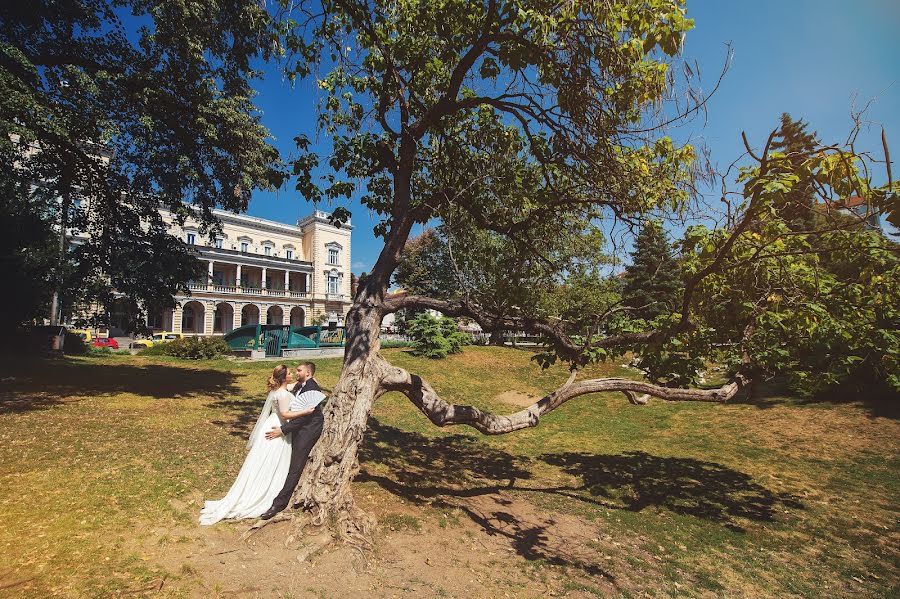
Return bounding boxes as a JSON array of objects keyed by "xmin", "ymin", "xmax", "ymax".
[{"xmin": 199, "ymin": 362, "xmax": 325, "ymax": 525}]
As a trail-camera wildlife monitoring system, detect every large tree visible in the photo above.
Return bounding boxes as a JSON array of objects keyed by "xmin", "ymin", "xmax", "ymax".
[
  {"xmin": 262, "ymin": 0, "xmax": 897, "ymax": 546},
  {"xmin": 0, "ymin": 0, "xmax": 283, "ymax": 330}
]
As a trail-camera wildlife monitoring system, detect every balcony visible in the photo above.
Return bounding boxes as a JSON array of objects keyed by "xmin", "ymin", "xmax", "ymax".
[{"xmin": 183, "ymin": 283, "xmax": 311, "ymax": 301}]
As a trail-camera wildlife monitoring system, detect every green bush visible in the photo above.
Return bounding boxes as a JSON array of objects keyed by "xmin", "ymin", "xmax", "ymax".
[
  {"xmin": 139, "ymin": 336, "xmax": 231, "ymax": 359},
  {"xmin": 406, "ymin": 313, "xmax": 470, "ymax": 359},
  {"xmin": 136, "ymin": 343, "xmax": 170, "ymax": 356},
  {"xmin": 63, "ymin": 335, "xmax": 88, "ymax": 355}
]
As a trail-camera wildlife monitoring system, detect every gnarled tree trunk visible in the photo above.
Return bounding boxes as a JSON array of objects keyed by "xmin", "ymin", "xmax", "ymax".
[{"xmin": 289, "ymin": 283, "xmax": 390, "ymax": 544}]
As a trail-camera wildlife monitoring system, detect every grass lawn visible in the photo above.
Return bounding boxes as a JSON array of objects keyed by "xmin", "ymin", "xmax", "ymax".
[{"xmin": 0, "ymin": 347, "xmax": 897, "ymax": 597}]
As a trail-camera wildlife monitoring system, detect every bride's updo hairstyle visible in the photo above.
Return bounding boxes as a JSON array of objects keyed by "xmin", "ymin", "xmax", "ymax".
[{"xmin": 267, "ymin": 364, "xmax": 289, "ymax": 391}]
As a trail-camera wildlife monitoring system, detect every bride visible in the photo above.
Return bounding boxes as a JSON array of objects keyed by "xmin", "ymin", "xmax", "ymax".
[{"xmin": 200, "ymin": 364, "xmax": 305, "ymax": 525}]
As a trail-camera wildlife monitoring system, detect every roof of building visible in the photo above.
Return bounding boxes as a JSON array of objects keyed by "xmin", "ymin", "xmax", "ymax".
[{"xmin": 841, "ymin": 196, "xmax": 867, "ymax": 208}]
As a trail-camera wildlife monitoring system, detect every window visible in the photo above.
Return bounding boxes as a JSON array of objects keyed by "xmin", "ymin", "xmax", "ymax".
[
  {"xmin": 240, "ymin": 242, "xmax": 249, "ymax": 253},
  {"xmin": 147, "ymin": 311, "xmax": 162, "ymax": 329},
  {"xmin": 328, "ymin": 275, "xmax": 339, "ymax": 295},
  {"xmin": 183, "ymin": 307, "xmax": 195, "ymax": 331},
  {"xmin": 264, "ymin": 245, "xmax": 272, "ymax": 256},
  {"xmin": 186, "ymin": 233, "xmax": 196, "ymax": 245},
  {"xmin": 328, "ymin": 247, "xmax": 339, "ymax": 265},
  {"xmin": 286, "ymin": 249, "xmax": 294, "ymax": 260},
  {"xmin": 214, "ymin": 238, "xmax": 223, "ymax": 249}
]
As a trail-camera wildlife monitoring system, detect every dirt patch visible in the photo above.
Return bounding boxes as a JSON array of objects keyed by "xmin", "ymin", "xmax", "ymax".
[
  {"xmin": 135, "ymin": 489, "xmax": 659, "ymax": 598},
  {"xmin": 493, "ymin": 390, "xmax": 541, "ymax": 407}
]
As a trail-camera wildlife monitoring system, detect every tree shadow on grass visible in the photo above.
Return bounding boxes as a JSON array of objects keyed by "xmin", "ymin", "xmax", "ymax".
[
  {"xmin": 206, "ymin": 394, "xmax": 268, "ymax": 438},
  {"xmin": 0, "ymin": 357, "xmax": 241, "ymax": 415},
  {"xmin": 358, "ymin": 418, "xmax": 803, "ymax": 575},
  {"xmin": 540, "ymin": 451, "xmax": 804, "ymax": 532},
  {"xmin": 726, "ymin": 379, "xmax": 899, "ymax": 419},
  {"xmin": 358, "ymin": 419, "xmax": 612, "ymax": 579}
]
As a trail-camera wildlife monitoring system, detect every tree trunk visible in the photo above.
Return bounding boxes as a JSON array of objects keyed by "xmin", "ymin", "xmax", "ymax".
[{"xmin": 290, "ymin": 287, "xmax": 388, "ymax": 544}]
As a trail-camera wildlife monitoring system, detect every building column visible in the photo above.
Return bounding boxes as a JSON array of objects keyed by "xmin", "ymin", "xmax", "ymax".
[
  {"xmin": 204, "ymin": 301, "xmax": 215, "ymax": 335},
  {"xmin": 232, "ymin": 303, "xmax": 243, "ymax": 330},
  {"xmin": 262, "ymin": 267, "xmax": 267, "ymax": 290},
  {"xmin": 207, "ymin": 260, "xmax": 214, "ymax": 289},
  {"xmin": 305, "ymin": 272, "xmax": 311, "ymax": 294},
  {"xmin": 172, "ymin": 303, "xmax": 183, "ymax": 333},
  {"xmin": 236, "ymin": 264, "xmax": 242, "ymax": 288},
  {"xmin": 284, "ymin": 270, "xmax": 290, "ymax": 291}
]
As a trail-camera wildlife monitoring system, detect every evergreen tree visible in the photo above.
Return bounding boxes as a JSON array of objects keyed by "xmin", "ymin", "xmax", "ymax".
[
  {"xmin": 770, "ymin": 113, "xmax": 818, "ymax": 231},
  {"xmin": 622, "ymin": 221, "xmax": 682, "ymax": 321}
]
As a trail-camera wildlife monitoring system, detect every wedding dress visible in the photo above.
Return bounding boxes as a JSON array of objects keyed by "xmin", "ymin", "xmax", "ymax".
[{"xmin": 199, "ymin": 388, "xmax": 294, "ymax": 525}]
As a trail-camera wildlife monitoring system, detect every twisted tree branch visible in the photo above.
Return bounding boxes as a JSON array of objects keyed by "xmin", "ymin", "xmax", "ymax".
[{"xmin": 379, "ymin": 362, "xmax": 744, "ymax": 435}]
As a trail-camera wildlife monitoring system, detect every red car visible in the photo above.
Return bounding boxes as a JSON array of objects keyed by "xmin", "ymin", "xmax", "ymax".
[{"xmin": 92, "ymin": 338, "xmax": 119, "ymax": 349}]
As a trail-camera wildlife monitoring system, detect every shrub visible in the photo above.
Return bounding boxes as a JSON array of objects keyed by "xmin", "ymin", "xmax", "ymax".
[
  {"xmin": 141, "ymin": 336, "xmax": 231, "ymax": 359},
  {"xmin": 137, "ymin": 343, "xmax": 170, "ymax": 356},
  {"xmin": 407, "ymin": 313, "xmax": 470, "ymax": 359},
  {"xmin": 63, "ymin": 335, "xmax": 88, "ymax": 355}
]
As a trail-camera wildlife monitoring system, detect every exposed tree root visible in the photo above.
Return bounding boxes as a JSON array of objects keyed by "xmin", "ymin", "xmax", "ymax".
[
  {"xmin": 334, "ymin": 502, "xmax": 376, "ymax": 549},
  {"xmin": 621, "ymin": 390, "xmax": 651, "ymax": 405},
  {"xmin": 240, "ymin": 513, "xmax": 291, "ymax": 541}
]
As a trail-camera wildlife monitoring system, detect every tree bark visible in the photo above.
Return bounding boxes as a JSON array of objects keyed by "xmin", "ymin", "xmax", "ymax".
[{"xmin": 289, "ymin": 284, "xmax": 390, "ymax": 544}]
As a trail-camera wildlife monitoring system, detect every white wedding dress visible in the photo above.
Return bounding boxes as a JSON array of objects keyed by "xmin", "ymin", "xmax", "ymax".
[{"xmin": 199, "ymin": 388, "xmax": 294, "ymax": 525}]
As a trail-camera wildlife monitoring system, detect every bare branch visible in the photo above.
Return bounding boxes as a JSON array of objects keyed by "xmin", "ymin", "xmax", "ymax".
[{"xmin": 379, "ymin": 363, "xmax": 744, "ymax": 435}]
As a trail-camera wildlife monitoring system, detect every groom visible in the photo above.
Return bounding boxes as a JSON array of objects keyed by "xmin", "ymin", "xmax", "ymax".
[{"xmin": 259, "ymin": 361, "xmax": 325, "ymax": 520}]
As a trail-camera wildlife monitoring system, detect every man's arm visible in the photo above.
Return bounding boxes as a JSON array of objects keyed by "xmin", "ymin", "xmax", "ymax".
[
  {"xmin": 281, "ymin": 406, "xmax": 316, "ymax": 421},
  {"xmin": 266, "ymin": 409, "xmax": 313, "ymax": 439}
]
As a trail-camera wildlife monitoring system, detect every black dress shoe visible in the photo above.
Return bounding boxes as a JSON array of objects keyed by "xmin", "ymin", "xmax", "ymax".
[{"xmin": 259, "ymin": 507, "xmax": 282, "ymax": 520}]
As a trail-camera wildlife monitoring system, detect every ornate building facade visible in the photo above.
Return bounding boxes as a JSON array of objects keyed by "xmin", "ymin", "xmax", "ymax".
[{"xmin": 147, "ymin": 208, "xmax": 352, "ymax": 336}]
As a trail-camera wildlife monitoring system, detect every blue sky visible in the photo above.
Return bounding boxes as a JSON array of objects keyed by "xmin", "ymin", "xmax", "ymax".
[{"xmin": 246, "ymin": 0, "xmax": 900, "ymax": 273}]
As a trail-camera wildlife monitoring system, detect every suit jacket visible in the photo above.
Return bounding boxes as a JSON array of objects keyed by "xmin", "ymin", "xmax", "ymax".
[{"xmin": 281, "ymin": 377, "xmax": 324, "ymax": 435}]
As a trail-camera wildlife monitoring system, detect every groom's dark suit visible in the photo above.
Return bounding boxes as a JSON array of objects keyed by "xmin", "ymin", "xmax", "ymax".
[{"xmin": 269, "ymin": 377, "xmax": 325, "ymax": 512}]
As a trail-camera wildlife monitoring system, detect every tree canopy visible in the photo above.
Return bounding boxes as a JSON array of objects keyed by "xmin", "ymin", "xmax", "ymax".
[{"xmin": 0, "ymin": 0, "xmax": 283, "ymax": 329}]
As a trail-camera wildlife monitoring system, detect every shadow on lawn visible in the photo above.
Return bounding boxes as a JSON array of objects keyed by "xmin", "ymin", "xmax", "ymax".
[
  {"xmin": 359, "ymin": 418, "xmax": 803, "ymax": 573},
  {"xmin": 0, "ymin": 357, "xmax": 241, "ymax": 414},
  {"xmin": 726, "ymin": 379, "xmax": 899, "ymax": 419}
]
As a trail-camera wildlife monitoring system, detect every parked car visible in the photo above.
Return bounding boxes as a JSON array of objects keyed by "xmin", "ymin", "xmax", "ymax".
[
  {"xmin": 66, "ymin": 329, "xmax": 94, "ymax": 343},
  {"xmin": 92, "ymin": 338, "xmax": 119, "ymax": 350},
  {"xmin": 130, "ymin": 332, "xmax": 185, "ymax": 349}
]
